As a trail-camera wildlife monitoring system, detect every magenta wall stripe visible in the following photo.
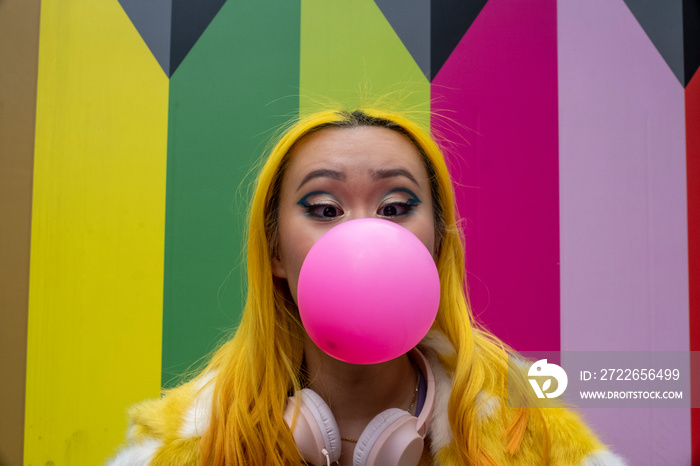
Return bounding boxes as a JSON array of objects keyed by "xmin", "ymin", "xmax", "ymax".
[{"xmin": 432, "ymin": 0, "xmax": 560, "ymax": 352}]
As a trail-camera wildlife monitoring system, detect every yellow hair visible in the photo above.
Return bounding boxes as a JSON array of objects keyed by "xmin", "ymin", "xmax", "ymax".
[{"xmin": 199, "ymin": 108, "xmax": 538, "ymax": 465}]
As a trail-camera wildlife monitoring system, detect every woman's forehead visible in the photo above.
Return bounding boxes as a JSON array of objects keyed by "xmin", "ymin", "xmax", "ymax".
[{"xmin": 286, "ymin": 126, "xmax": 427, "ymax": 177}]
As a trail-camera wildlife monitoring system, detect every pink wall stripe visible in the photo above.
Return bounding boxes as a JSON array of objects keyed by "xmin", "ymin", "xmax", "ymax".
[
  {"xmin": 432, "ymin": 0, "xmax": 560, "ymax": 352},
  {"xmin": 558, "ymin": 0, "xmax": 689, "ymax": 463}
]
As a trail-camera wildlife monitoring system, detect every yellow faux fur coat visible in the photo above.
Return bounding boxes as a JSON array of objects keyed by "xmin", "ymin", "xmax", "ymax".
[{"xmin": 108, "ymin": 333, "xmax": 627, "ymax": 465}]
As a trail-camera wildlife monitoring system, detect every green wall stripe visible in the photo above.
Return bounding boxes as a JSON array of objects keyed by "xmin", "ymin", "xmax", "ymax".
[
  {"xmin": 162, "ymin": 1, "xmax": 301, "ymax": 386},
  {"xmin": 300, "ymin": 0, "xmax": 430, "ymax": 126}
]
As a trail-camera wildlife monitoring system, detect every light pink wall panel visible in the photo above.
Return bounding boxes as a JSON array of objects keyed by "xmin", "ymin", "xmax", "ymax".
[
  {"xmin": 432, "ymin": 0, "xmax": 560, "ymax": 352},
  {"xmin": 558, "ymin": 0, "xmax": 689, "ymax": 464}
]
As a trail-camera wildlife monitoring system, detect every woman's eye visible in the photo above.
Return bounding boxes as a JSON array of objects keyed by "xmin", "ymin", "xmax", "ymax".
[
  {"xmin": 322, "ymin": 206, "xmax": 339, "ymax": 217},
  {"xmin": 306, "ymin": 204, "xmax": 343, "ymax": 219},
  {"xmin": 382, "ymin": 205, "xmax": 398, "ymax": 216},
  {"xmin": 379, "ymin": 203, "xmax": 414, "ymax": 217}
]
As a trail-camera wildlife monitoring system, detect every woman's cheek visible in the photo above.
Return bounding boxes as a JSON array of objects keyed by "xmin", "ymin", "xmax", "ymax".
[{"xmin": 286, "ymin": 238, "xmax": 317, "ymax": 303}]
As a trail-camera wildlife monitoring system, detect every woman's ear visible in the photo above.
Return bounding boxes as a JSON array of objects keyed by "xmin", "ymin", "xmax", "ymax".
[{"xmin": 271, "ymin": 255, "xmax": 287, "ymax": 279}]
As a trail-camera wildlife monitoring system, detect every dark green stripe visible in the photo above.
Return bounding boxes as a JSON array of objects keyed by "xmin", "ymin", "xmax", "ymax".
[{"xmin": 163, "ymin": 1, "xmax": 300, "ymax": 387}]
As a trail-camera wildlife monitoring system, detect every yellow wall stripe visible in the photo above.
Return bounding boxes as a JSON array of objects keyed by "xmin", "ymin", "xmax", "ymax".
[{"xmin": 25, "ymin": 0, "xmax": 168, "ymax": 463}]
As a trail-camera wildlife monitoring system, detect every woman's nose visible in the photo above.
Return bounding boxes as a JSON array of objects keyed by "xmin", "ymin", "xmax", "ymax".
[{"xmin": 345, "ymin": 207, "xmax": 378, "ymax": 222}]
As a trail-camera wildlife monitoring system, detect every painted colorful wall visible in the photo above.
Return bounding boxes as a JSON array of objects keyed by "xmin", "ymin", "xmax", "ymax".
[{"xmin": 1, "ymin": 0, "xmax": 698, "ymax": 464}]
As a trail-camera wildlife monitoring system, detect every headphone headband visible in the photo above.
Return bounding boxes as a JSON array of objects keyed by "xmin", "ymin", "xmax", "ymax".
[{"xmin": 407, "ymin": 348, "xmax": 435, "ymax": 437}]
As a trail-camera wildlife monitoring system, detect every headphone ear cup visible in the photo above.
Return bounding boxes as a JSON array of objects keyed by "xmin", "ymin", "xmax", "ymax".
[
  {"xmin": 353, "ymin": 408, "xmax": 421, "ymax": 466},
  {"xmin": 283, "ymin": 389, "xmax": 341, "ymax": 465}
]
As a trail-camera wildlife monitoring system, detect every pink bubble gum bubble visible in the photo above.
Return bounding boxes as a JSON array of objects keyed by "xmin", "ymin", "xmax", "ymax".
[{"xmin": 297, "ymin": 218, "xmax": 440, "ymax": 365}]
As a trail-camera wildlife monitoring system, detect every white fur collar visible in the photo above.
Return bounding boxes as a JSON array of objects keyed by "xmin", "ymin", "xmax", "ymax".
[
  {"xmin": 170, "ymin": 331, "xmax": 625, "ymax": 466},
  {"xmin": 175, "ymin": 333, "xmax": 500, "ymax": 454}
]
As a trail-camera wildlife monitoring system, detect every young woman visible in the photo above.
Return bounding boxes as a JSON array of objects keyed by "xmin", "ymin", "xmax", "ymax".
[{"xmin": 110, "ymin": 109, "xmax": 626, "ymax": 465}]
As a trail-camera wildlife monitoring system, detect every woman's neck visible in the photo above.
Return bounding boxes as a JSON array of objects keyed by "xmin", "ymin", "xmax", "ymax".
[{"xmin": 302, "ymin": 337, "xmax": 417, "ymax": 441}]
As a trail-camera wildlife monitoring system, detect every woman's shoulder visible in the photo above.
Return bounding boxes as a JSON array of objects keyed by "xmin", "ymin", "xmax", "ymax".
[
  {"xmin": 418, "ymin": 332, "xmax": 628, "ymax": 466},
  {"xmin": 477, "ymin": 400, "xmax": 628, "ymax": 466},
  {"xmin": 107, "ymin": 372, "xmax": 217, "ymax": 465}
]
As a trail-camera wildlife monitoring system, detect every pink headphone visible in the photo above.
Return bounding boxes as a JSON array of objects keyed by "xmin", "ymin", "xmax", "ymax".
[{"xmin": 283, "ymin": 348, "xmax": 435, "ymax": 466}]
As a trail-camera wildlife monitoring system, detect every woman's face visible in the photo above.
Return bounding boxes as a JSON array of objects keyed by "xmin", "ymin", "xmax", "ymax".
[{"xmin": 272, "ymin": 125, "xmax": 436, "ymax": 303}]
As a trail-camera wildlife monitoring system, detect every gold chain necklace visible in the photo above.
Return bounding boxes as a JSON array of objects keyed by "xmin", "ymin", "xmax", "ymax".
[{"xmin": 341, "ymin": 369, "xmax": 420, "ymax": 444}]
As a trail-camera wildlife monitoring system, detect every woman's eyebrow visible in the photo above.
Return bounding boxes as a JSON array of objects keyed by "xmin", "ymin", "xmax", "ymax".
[
  {"xmin": 371, "ymin": 168, "xmax": 419, "ymax": 187},
  {"xmin": 297, "ymin": 169, "xmax": 346, "ymax": 191}
]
